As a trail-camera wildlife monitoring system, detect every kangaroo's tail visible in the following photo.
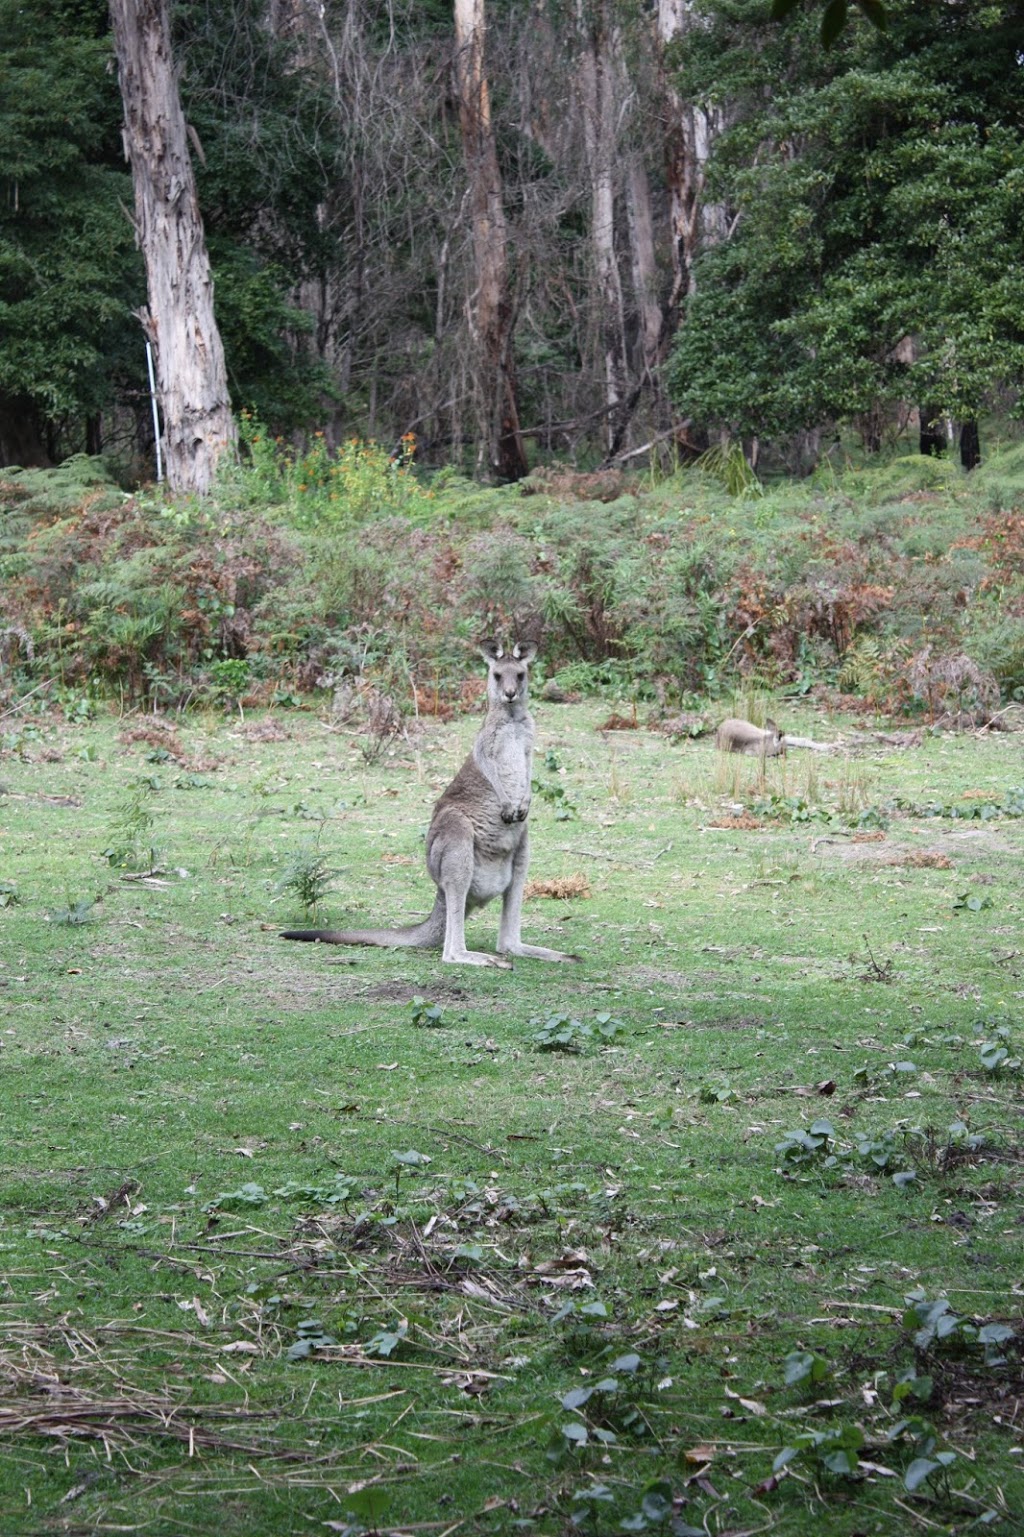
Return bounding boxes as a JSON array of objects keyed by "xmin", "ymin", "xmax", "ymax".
[{"xmin": 281, "ymin": 893, "xmax": 445, "ymax": 951}]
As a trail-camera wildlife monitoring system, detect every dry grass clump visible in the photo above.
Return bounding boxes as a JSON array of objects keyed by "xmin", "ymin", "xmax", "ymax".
[
  {"xmin": 596, "ymin": 705, "xmax": 638, "ymax": 731},
  {"xmin": 238, "ymin": 717, "xmax": 290, "ymax": 742},
  {"xmin": 887, "ymin": 851, "xmax": 953, "ymax": 870},
  {"xmin": 524, "ymin": 874, "xmax": 591, "ymax": 900},
  {"xmin": 118, "ymin": 720, "xmax": 183, "ymax": 754}
]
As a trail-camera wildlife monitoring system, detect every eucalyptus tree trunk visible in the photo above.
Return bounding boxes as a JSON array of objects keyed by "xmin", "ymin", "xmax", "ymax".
[
  {"xmin": 453, "ymin": 0, "xmax": 527, "ymax": 481},
  {"xmin": 959, "ymin": 419, "xmax": 980, "ymax": 471},
  {"xmin": 109, "ymin": 0, "xmax": 236, "ymax": 494},
  {"xmin": 577, "ymin": 2, "xmax": 629, "ymax": 454},
  {"xmin": 625, "ymin": 156, "xmax": 663, "ymax": 382},
  {"xmin": 657, "ymin": 0, "xmax": 726, "ymax": 304}
]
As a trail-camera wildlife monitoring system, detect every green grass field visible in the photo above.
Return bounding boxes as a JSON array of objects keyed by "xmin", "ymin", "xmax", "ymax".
[{"xmin": 1, "ymin": 696, "xmax": 1022, "ymax": 1536}]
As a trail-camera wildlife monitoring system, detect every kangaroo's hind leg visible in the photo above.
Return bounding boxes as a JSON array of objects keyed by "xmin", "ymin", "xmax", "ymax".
[
  {"xmin": 431, "ymin": 813, "xmax": 512, "ymax": 968},
  {"xmin": 497, "ymin": 830, "xmax": 578, "ymax": 962}
]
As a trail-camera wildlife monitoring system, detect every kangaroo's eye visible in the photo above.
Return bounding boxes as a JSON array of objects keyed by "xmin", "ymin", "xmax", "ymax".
[{"xmin": 516, "ymin": 671, "xmax": 525, "ymax": 682}]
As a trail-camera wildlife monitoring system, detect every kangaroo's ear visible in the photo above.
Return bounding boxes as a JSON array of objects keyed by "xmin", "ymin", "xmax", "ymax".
[
  {"xmin": 765, "ymin": 717, "xmax": 778, "ymax": 733},
  {"xmin": 511, "ymin": 641, "xmax": 537, "ymax": 665},
  {"xmin": 480, "ymin": 640, "xmax": 504, "ymax": 663}
]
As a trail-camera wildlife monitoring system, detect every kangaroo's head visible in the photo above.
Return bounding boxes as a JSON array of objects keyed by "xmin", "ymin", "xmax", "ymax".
[
  {"xmin": 761, "ymin": 718, "xmax": 786, "ymax": 756},
  {"xmin": 480, "ymin": 640, "xmax": 537, "ymax": 707}
]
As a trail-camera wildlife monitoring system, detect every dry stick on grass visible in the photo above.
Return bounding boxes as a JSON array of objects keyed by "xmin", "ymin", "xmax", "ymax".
[{"xmin": 398, "ymin": 1121, "xmax": 504, "ymax": 1161}]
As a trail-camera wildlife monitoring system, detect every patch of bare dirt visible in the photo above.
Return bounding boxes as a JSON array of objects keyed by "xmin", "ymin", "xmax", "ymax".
[
  {"xmin": 118, "ymin": 721, "xmax": 184, "ymax": 756},
  {"xmin": 360, "ymin": 979, "xmax": 472, "ymax": 1005},
  {"xmin": 816, "ymin": 828, "xmax": 1013, "ymax": 863},
  {"xmin": 684, "ymin": 1014, "xmax": 768, "ymax": 1032},
  {"xmin": 237, "ymin": 718, "xmax": 291, "ymax": 742},
  {"xmin": 647, "ymin": 711, "xmax": 712, "ymax": 739}
]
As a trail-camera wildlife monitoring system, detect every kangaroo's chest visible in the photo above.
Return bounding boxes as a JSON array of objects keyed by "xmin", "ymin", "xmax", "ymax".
[{"xmin": 474, "ymin": 716, "xmax": 532, "ymax": 798}]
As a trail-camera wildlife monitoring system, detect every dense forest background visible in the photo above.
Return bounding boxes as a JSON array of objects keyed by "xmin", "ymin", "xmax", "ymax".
[{"xmin": 2, "ymin": 0, "xmax": 1022, "ymax": 479}]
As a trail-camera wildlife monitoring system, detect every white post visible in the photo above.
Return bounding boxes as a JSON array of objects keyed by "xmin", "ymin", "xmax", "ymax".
[{"xmin": 145, "ymin": 339, "xmax": 163, "ymax": 484}]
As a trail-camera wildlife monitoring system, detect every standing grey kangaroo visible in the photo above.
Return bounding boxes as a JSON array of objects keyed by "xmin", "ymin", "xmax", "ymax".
[{"xmin": 281, "ymin": 642, "xmax": 577, "ymax": 967}]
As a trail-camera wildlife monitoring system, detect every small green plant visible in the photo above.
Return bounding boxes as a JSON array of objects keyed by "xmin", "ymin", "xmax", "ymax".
[
  {"xmin": 531, "ymin": 1011, "xmax": 626, "ymax": 1053},
  {"xmin": 102, "ymin": 776, "xmax": 161, "ymax": 870},
  {"xmin": 409, "ymin": 995, "xmax": 445, "ymax": 1027},
  {"xmin": 203, "ymin": 1182, "xmax": 269, "ymax": 1212},
  {"xmin": 569, "ymin": 1478, "xmax": 688, "ymax": 1534},
  {"xmin": 0, "ymin": 879, "xmax": 20, "ymax": 907},
  {"xmin": 550, "ymin": 1350, "xmax": 652, "ymax": 1463},
  {"xmin": 46, "ymin": 894, "xmax": 101, "ymax": 926},
  {"xmin": 783, "ymin": 1349, "xmax": 830, "ymax": 1389},
  {"xmin": 885, "ymin": 1407, "xmax": 958, "ymax": 1495},
  {"xmin": 694, "ymin": 442, "xmax": 764, "ymax": 498},
  {"xmin": 774, "ymin": 1421, "xmax": 864, "ymax": 1479},
  {"xmin": 208, "ymin": 656, "xmax": 251, "ymax": 706},
  {"xmin": 774, "ymin": 1119, "xmax": 838, "ymax": 1169},
  {"xmin": 271, "ymin": 1174, "xmax": 359, "ymax": 1205},
  {"xmin": 532, "ymin": 752, "xmax": 578, "ymax": 820},
  {"xmin": 364, "ymin": 1319, "xmax": 410, "ymax": 1358},
  {"xmin": 697, "ymin": 1078, "xmax": 740, "ymax": 1105},
  {"xmin": 391, "ymin": 1148, "xmax": 431, "ymax": 1198},
  {"xmin": 335, "ymin": 1482, "xmax": 394, "ymax": 1529},
  {"xmin": 274, "ymin": 837, "xmax": 343, "ymax": 921},
  {"xmin": 903, "ymin": 1289, "xmax": 1015, "ymax": 1365},
  {"xmin": 978, "ymin": 1025, "xmax": 1021, "ymax": 1074},
  {"xmin": 286, "ymin": 1317, "xmax": 338, "ymax": 1362},
  {"xmin": 849, "ymin": 1121, "xmax": 917, "ymax": 1185},
  {"xmin": 549, "ymin": 1299, "xmax": 613, "ymax": 1357},
  {"xmin": 239, "ymin": 414, "xmax": 434, "ymax": 530},
  {"xmin": 953, "ymin": 889, "xmax": 994, "ymax": 912}
]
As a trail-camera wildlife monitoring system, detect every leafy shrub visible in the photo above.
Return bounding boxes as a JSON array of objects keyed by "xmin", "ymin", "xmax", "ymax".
[
  {"xmin": 965, "ymin": 609, "xmax": 1024, "ymax": 700},
  {"xmin": 7, "ymin": 446, "xmax": 1024, "ymax": 710},
  {"xmin": 237, "ymin": 414, "xmax": 435, "ymax": 529}
]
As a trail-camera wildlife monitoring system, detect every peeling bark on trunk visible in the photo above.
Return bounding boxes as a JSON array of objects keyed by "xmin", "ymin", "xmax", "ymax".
[
  {"xmin": 657, "ymin": 0, "xmax": 727, "ymax": 306},
  {"xmin": 625, "ymin": 156, "xmax": 663, "ymax": 382},
  {"xmin": 109, "ymin": 0, "xmax": 236, "ymax": 495},
  {"xmin": 453, "ymin": 0, "xmax": 527, "ymax": 482}
]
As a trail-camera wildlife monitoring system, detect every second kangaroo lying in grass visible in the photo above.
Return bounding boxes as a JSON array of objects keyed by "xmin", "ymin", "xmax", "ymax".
[
  {"xmin": 281, "ymin": 642, "xmax": 577, "ymax": 968},
  {"xmin": 715, "ymin": 717, "xmax": 786, "ymax": 757}
]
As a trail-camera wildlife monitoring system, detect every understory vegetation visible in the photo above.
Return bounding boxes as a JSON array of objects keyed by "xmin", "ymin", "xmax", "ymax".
[
  {"xmin": 1, "ymin": 699, "xmax": 1021, "ymax": 1534},
  {"xmin": 3, "ymin": 439, "xmax": 1024, "ymax": 728}
]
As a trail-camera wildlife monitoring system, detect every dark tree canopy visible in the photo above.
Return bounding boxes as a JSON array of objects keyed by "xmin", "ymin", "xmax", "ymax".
[
  {"xmin": 667, "ymin": 0, "xmax": 1024, "ymax": 454},
  {"xmin": 0, "ymin": 0, "xmax": 1021, "ymax": 474},
  {"xmin": 0, "ymin": 0, "xmax": 141, "ymax": 463}
]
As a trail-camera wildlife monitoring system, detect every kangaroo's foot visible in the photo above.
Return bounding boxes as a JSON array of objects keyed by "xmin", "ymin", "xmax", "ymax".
[
  {"xmin": 500, "ymin": 942, "xmax": 578, "ymax": 963},
  {"xmin": 443, "ymin": 947, "xmax": 514, "ymax": 969}
]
